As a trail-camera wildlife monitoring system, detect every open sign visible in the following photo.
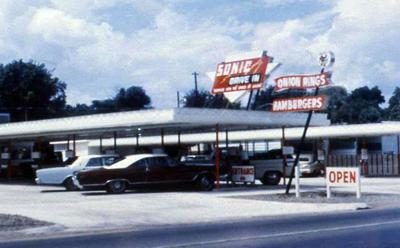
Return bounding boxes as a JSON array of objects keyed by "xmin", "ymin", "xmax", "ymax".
[{"xmin": 326, "ymin": 167, "xmax": 361, "ymax": 198}]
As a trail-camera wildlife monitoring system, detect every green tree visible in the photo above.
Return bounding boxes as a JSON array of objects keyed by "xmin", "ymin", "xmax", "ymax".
[
  {"xmin": 90, "ymin": 86, "xmax": 151, "ymax": 114},
  {"xmin": 183, "ymin": 90, "xmax": 239, "ymax": 109},
  {"xmin": 114, "ymin": 86, "xmax": 151, "ymax": 110},
  {"xmin": 252, "ymin": 86, "xmax": 274, "ymax": 110},
  {"xmin": 64, "ymin": 104, "xmax": 94, "ymax": 116},
  {"xmin": 386, "ymin": 87, "xmax": 400, "ymax": 120},
  {"xmin": 320, "ymin": 86, "xmax": 348, "ymax": 124},
  {"xmin": 0, "ymin": 60, "xmax": 66, "ymax": 122},
  {"xmin": 345, "ymin": 86, "xmax": 385, "ymax": 123},
  {"xmin": 359, "ymin": 106, "xmax": 382, "ymax": 123}
]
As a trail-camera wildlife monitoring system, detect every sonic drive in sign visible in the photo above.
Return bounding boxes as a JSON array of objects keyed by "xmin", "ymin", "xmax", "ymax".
[{"xmin": 212, "ymin": 56, "xmax": 269, "ymax": 94}]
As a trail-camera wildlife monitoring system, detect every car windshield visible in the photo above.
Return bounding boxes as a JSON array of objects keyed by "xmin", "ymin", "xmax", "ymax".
[{"xmin": 68, "ymin": 157, "xmax": 90, "ymax": 168}]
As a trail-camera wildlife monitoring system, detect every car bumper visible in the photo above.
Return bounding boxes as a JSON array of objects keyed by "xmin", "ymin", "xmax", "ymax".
[
  {"xmin": 72, "ymin": 176, "xmax": 83, "ymax": 189},
  {"xmin": 300, "ymin": 168, "xmax": 313, "ymax": 174}
]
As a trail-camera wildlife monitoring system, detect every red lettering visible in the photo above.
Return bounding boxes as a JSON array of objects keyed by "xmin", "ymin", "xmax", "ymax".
[
  {"xmin": 329, "ymin": 171, "xmax": 336, "ymax": 183},
  {"xmin": 350, "ymin": 171, "xmax": 356, "ymax": 183},
  {"xmin": 337, "ymin": 172, "xmax": 343, "ymax": 182},
  {"xmin": 343, "ymin": 171, "xmax": 349, "ymax": 183}
]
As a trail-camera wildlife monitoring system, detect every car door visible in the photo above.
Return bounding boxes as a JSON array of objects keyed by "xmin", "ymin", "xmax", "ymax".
[
  {"xmin": 167, "ymin": 158, "xmax": 194, "ymax": 182},
  {"xmin": 123, "ymin": 158, "xmax": 147, "ymax": 184},
  {"xmin": 145, "ymin": 157, "xmax": 172, "ymax": 183}
]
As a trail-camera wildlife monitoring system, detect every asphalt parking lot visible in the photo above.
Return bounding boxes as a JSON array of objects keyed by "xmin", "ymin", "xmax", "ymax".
[{"xmin": 0, "ymin": 177, "xmax": 399, "ymax": 237}]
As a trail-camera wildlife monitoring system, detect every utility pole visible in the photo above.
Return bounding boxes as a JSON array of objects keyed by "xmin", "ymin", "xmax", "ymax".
[
  {"xmin": 192, "ymin": 72, "xmax": 199, "ymax": 107},
  {"xmin": 192, "ymin": 72, "xmax": 199, "ymax": 96}
]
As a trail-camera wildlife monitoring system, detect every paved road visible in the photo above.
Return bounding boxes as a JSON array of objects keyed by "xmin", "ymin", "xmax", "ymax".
[{"xmin": 1, "ymin": 207, "xmax": 400, "ymax": 248}]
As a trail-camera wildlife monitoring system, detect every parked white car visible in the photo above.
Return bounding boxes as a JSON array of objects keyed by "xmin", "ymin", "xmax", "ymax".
[
  {"xmin": 35, "ymin": 155, "xmax": 119, "ymax": 190},
  {"xmin": 299, "ymin": 154, "xmax": 325, "ymax": 176}
]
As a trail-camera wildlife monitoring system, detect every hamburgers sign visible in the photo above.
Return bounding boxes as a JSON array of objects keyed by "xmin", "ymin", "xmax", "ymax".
[{"xmin": 272, "ymin": 96, "xmax": 325, "ymax": 112}]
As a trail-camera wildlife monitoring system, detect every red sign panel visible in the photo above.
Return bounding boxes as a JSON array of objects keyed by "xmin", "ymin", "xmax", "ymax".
[
  {"xmin": 212, "ymin": 57, "xmax": 269, "ymax": 94},
  {"xmin": 272, "ymin": 96, "xmax": 325, "ymax": 112},
  {"xmin": 274, "ymin": 72, "xmax": 331, "ymax": 91}
]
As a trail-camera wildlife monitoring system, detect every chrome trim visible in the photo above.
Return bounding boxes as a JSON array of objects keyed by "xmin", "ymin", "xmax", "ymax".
[{"xmin": 72, "ymin": 176, "xmax": 83, "ymax": 189}]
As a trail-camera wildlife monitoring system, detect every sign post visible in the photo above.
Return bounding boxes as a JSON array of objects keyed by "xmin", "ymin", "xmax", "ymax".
[
  {"xmin": 295, "ymin": 164, "xmax": 300, "ymax": 197},
  {"xmin": 275, "ymin": 51, "xmax": 335, "ymax": 195},
  {"xmin": 211, "ymin": 52, "xmax": 270, "ymax": 188}
]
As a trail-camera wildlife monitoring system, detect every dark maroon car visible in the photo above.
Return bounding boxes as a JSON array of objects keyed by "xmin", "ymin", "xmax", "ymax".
[{"xmin": 74, "ymin": 154, "xmax": 216, "ymax": 193}]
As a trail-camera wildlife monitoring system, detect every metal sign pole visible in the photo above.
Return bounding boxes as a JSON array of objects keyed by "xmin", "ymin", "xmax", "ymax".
[
  {"xmin": 215, "ymin": 123, "xmax": 220, "ymax": 189},
  {"xmin": 281, "ymin": 126, "xmax": 287, "ymax": 186},
  {"xmin": 285, "ymin": 69, "xmax": 323, "ymax": 194}
]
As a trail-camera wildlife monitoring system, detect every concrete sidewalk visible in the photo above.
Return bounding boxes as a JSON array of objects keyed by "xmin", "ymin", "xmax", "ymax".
[{"xmin": 1, "ymin": 177, "xmax": 390, "ymax": 235}]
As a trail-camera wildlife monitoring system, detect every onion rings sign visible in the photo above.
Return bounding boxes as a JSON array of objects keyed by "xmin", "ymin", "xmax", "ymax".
[
  {"xmin": 212, "ymin": 57, "xmax": 269, "ymax": 94},
  {"xmin": 272, "ymin": 96, "xmax": 325, "ymax": 112},
  {"xmin": 274, "ymin": 72, "xmax": 331, "ymax": 91},
  {"xmin": 272, "ymin": 71, "xmax": 332, "ymax": 112}
]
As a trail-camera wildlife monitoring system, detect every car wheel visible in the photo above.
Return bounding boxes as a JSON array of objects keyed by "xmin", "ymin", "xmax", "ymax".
[
  {"xmin": 64, "ymin": 177, "xmax": 79, "ymax": 191},
  {"xmin": 196, "ymin": 175, "xmax": 214, "ymax": 191},
  {"xmin": 107, "ymin": 180, "xmax": 127, "ymax": 194},
  {"xmin": 260, "ymin": 172, "xmax": 281, "ymax": 185}
]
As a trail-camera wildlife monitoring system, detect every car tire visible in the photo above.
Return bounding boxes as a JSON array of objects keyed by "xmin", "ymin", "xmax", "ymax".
[
  {"xmin": 64, "ymin": 177, "xmax": 79, "ymax": 191},
  {"xmin": 196, "ymin": 175, "xmax": 214, "ymax": 191},
  {"xmin": 260, "ymin": 172, "xmax": 281, "ymax": 185},
  {"xmin": 106, "ymin": 180, "xmax": 127, "ymax": 194}
]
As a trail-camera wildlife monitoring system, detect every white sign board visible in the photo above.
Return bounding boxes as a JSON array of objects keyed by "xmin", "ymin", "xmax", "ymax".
[
  {"xmin": 326, "ymin": 167, "xmax": 361, "ymax": 198},
  {"xmin": 232, "ymin": 166, "xmax": 255, "ymax": 183},
  {"xmin": 317, "ymin": 149, "xmax": 325, "ymax": 161},
  {"xmin": 31, "ymin": 152, "xmax": 41, "ymax": 159},
  {"xmin": 65, "ymin": 150, "xmax": 74, "ymax": 158},
  {"xmin": 361, "ymin": 149, "xmax": 368, "ymax": 160},
  {"xmin": 1, "ymin": 153, "xmax": 10, "ymax": 160},
  {"xmin": 282, "ymin": 146, "xmax": 294, "ymax": 155}
]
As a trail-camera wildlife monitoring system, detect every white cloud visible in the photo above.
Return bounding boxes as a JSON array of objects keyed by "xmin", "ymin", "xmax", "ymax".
[
  {"xmin": 17, "ymin": 4, "xmax": 245, "ymax": 107},
  {"xmin": 252, "ymin": 0, "xmax": 400, "ymax": 97},
  {"xmin": 263, "ymin": 0, "xmax": 309, "ymax": 8},
  {"xmin": 0, "ymin": 0, "xmax": 399, "ymax": 108},
  {"xmin": 28, "ymin": 8, "xmax": 111, "ymax": 46}
]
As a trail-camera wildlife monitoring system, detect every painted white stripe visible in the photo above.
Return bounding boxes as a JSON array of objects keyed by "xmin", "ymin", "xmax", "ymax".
[{"xmin": 159, "ymin": 219, "xmax": 400, "ymax": 248}]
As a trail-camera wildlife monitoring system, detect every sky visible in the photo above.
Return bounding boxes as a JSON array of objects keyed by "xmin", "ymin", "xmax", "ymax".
[{"xmin": 0, "ymin": 0, "xmax": 399, "ymax": 108}]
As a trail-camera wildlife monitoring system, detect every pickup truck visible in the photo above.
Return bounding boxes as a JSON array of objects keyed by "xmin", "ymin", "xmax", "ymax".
[
  {"xmin": 181, "ymin": 148, "xmax": 293, "ymax": 185},
  {"xmin": 35, "ymin": 155, "xmax": 119, "ymax": 190}
]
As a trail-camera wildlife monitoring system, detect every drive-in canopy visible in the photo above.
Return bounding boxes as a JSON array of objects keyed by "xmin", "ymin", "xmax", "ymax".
[{"xmin": 0, "ymin": 108, "xmax": 329, "ymax": 141}]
